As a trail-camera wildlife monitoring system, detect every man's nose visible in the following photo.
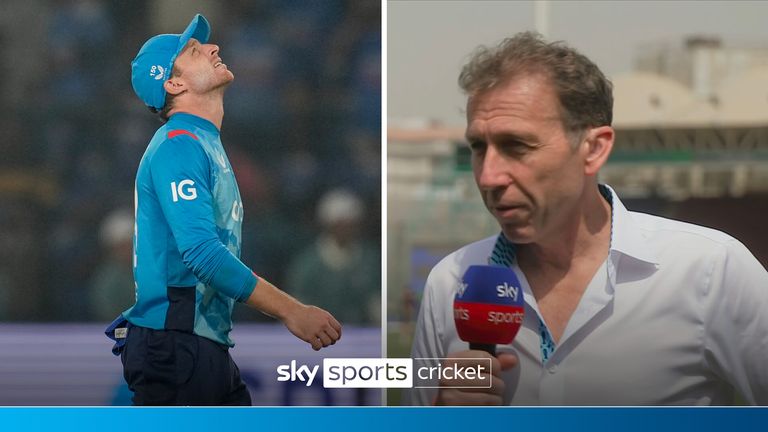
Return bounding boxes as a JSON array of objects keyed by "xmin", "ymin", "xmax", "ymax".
[
  {"xmin": 476, "ymin": 145, "xmax": 511, "ymax": 190},
  {"xmin": 205, "ymin": 44, "xmax": 220, "ymax": 56}
]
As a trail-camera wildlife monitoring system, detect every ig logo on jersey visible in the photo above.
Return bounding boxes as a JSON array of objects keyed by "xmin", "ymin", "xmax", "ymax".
[{"xmin": 171, "ymin": 180, "xmax": 197, "ymax": 202}]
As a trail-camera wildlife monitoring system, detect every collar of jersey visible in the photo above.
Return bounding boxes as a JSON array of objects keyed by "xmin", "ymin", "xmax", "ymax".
[{"xmin": 168, "ymin": 112, "xmax": 220, "ymax": 135}]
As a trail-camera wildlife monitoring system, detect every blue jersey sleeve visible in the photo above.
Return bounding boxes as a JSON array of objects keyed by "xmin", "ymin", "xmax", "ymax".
[{"xmin": 149, "ymin": 136, "xmax": 257, "ymax": 302}]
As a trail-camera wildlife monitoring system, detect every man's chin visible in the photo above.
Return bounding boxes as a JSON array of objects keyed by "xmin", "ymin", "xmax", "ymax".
[
  {"xmin": 499, "ymin": 224, "xmax": 535, "ymax": 244},
  {"xmin": 215, "ymin": 75, "xmax": 235, "ymax": 91}
]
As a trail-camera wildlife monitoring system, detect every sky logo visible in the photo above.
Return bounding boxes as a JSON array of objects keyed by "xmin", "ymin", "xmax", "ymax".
[
  {"xmin": 496, "ymin": 282, "xmax": 519, "ymax": 300},
  {"xmin": 276, "ymin": 360, "xmax": 319, "ymax": 387},
  {"xmin": 276, "ymin": 358, "xmax": 489, "ymax": 389}
]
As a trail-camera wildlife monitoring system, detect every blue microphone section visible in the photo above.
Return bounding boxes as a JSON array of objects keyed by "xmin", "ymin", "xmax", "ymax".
[{"xmin": 458, "ymin": 265, "xmax": 525, "ymax": 307}]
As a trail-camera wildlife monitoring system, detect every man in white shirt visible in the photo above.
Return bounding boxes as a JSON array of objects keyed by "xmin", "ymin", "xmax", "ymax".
[{"xmin": 407, "ymin": 32, "xmax": 768, "ymax": 406}]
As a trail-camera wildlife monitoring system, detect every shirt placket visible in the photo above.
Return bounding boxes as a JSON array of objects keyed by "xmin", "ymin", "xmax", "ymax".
[{"xmin": 486, "ymin": 185, "xmax": 617, "ymax": 404}]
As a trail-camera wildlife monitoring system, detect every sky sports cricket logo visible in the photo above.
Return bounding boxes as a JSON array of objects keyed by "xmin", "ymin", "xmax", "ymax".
[{"xmin": 276, "ymin": 358, "xmax": 493, "ymax": 388}]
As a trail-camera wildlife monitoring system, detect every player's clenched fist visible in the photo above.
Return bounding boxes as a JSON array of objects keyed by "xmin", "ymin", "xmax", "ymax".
[
  {"xmin": 283, "ymin": 304, "xmax": 342, "ymax": 350},
  {"xmin": 245, "ymin": 276, "xmax": 342, "ymax": 350}
]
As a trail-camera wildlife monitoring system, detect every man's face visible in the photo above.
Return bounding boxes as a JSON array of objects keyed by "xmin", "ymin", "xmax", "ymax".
[
  {"xmin": 465, "ymin": 73, "xmax": 587, "ymax": 244},
  {"xmin": 172, "ymin": 38, "xmax": 234, "ymax": 93}
]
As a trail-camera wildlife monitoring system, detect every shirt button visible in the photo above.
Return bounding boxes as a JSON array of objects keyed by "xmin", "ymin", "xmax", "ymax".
[{"xmin": 547, "ymin": 365, "xmax": 558, "ymax": 374}]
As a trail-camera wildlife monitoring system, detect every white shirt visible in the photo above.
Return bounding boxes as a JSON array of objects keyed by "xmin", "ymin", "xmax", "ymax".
[{"xmin": 406, "ymin": 186, "xmax": 768, "ymax": 405}]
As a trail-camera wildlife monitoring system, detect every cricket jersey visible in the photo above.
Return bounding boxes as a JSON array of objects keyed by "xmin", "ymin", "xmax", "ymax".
[{"xmin": 122, "ymin": 112, "xmax": 257, "ymax": 347}]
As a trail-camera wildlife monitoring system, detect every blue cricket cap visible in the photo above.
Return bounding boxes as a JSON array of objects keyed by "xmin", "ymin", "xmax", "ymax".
[{"xmin": 130, "ymin": 14, "xmax": 211, "ymax": 111}]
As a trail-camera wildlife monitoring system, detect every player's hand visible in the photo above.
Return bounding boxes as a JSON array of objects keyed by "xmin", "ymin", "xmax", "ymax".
[
  {"xmin": 434, "ymin": 350, "xmax": 518, "ymax": 406},
  {"xmin": 244, "ymin": 276, "xmax": 342, "ymax": 350},
  {"xmin": 282, "ymin": 304, "xmax": 342, "ymax": 351}
]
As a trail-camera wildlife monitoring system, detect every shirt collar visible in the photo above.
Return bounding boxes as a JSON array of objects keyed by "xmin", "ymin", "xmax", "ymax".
[
  {"xmin": 169, "ymin": 112, "xmax": 220, "ymax": 135},
  {"xmin": 489, "ymin": 184, "xmax": 659, "ymax": 267},
  {"xmin": 601, "ymin": 184, "xmax": 659, "ymax": 266}
]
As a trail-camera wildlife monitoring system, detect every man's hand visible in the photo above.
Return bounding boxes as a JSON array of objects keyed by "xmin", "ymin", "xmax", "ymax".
[
  {"xmin": 245, "ymin": 276, "xmax": 342, "ymax": 350},
  {"xmin": 282, "ymin": 304, "xmax": 342, "ymax": 351},
  {"xmin": 434, "ymin": 350, "xmax": 518, "ymax": 406}
]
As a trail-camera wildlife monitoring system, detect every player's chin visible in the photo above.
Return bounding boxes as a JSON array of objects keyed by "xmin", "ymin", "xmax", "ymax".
[
  {"xmin": 216, "ymin": 68, "xmax": 235, "ymax": 81},
  {"xmin": 216, "ymin": 75, "xmax": 235, "ymax": 90}
]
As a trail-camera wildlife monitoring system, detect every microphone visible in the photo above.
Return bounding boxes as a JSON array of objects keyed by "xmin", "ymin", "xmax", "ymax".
[{"xmin": 454, "ymin": 265, "xmax": 525, "ymax": 356}]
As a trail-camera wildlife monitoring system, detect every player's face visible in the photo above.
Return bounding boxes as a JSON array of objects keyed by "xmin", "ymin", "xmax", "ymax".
[
  {"xmin": 173, "ymin": 38, "xmax": 234, "ymax": 93},
  {"xmin": 465, "ymin": 73, "xmax": 587, "ymax": 244}
]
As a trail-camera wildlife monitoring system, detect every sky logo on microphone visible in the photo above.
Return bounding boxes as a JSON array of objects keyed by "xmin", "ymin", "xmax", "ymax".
[
  {"xmin": 454, "ymin": 265, "xmax": 525, "ymax": 346},
  {"xmin": 496, "ymin": 282, "xmax": 519, "ymax": 300},
  {"xmin": 457, "ymin": 280, "xmax": 468, "ymax": 297}
]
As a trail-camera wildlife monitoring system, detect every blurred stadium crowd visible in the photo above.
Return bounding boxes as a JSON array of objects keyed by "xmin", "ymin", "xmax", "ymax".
[{"xmin": 0, "ymin": 0, "xmax": 381, "ymax": 324}]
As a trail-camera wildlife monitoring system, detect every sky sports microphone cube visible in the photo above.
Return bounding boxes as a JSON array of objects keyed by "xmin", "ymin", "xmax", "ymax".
[{"xmin": 454, "ymin": 265, "xmax": 525, "ymax": 355}]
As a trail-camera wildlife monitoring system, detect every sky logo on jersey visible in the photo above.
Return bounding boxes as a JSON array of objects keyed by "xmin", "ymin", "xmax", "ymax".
[{"xmin": 171, "ymin": 180, "xmax": 197, "ymax": 202}]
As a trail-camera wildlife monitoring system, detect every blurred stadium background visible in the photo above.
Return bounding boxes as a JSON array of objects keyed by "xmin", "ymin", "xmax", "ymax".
[
  {"xmin": 0, "ymin": 0, "xmax": 380, "ymax": 405},
  {"xmin": 387, "ymin": 1, "xmax": 768, "ymax": 405}
]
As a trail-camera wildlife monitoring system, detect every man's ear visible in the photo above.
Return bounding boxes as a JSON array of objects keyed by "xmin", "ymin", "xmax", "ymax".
[
  {"xmin": 163, "ymin": 76, "xmax": 186, "ymax": 96},
  {"xmin": 582, "ymin": 126, "xmax": 614, "ymax": 176}
]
